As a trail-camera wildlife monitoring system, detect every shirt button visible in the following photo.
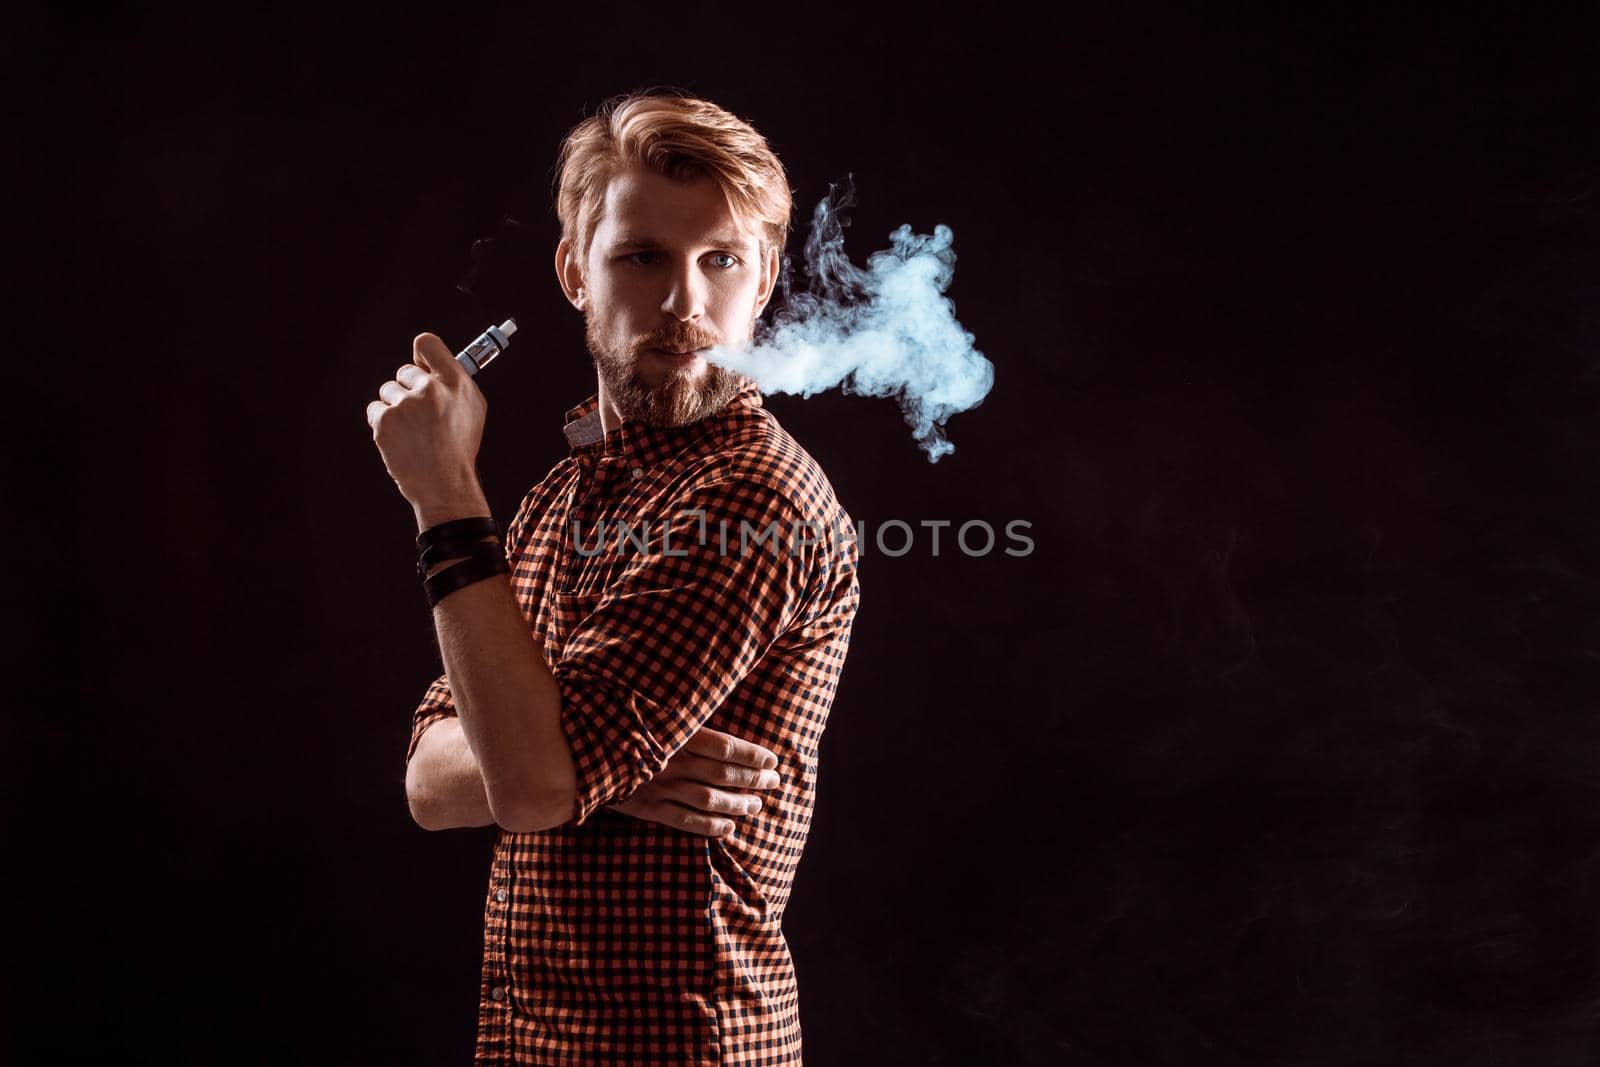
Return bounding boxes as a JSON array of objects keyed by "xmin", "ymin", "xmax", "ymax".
[
  {"xmin": 490, "ymin": 985, "xmax": 506, "ymax": 1001},
  {"xmin": 631, "ymin": 466, "xmax": 644, "ymax": 478},
  {"xmin": 495, "ymin": 888, "xmax": 508, "ymax": 903}
]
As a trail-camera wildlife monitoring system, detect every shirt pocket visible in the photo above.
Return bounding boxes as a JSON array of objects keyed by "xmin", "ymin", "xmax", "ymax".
[
  {"xmin": 548, "ymin": 588, "xmax": 602, "ymax": 658},
  {"xmin": 551, "ymin": 519, "xmax": 632, "ymax": 653}
]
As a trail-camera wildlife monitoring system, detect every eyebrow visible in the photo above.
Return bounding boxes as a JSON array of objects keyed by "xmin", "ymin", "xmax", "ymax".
[{"xmin": 609, "ymin": 234, "xmax": 753, "ymax": 252}]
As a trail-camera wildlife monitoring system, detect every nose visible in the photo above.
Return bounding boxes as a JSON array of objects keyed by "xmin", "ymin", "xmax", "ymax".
[{"xmin": 660, "ymin": 257, "xmax": 706, "ymax": 323}]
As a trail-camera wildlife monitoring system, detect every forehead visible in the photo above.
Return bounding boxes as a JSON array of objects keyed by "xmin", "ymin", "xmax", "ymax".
[{"xmin": 593, "ymin": 164, "xmax": 754, "ymax": 250}]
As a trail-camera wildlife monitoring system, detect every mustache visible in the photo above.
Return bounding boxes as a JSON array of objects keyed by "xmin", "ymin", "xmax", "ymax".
[{"xmin": 639, "ymin": 327, "xmax": 722, "ymax": 353}]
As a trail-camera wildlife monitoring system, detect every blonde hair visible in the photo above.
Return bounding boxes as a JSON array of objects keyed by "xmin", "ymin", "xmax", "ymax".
[{"xmin": 553, "ymin": 89, "xmax": 793, "ymax": 266}]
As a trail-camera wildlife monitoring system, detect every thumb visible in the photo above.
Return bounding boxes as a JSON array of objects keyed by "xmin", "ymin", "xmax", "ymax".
[{"xmin": 412, "ymin": 332, "xmax": 463, "ymax": 382}]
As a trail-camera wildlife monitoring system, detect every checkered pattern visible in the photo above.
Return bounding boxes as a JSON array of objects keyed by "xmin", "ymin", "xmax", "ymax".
[{"xmin": 406, "ymin": 380, "xmax": 861, "ymax": 1064}]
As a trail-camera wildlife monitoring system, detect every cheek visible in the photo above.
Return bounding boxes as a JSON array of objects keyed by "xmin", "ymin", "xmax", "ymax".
[
  {"xmin": 588, "ymin": 267, "xmax": 635, "ymax": 306},
  {"xmin": 711, "ymin": 275, "xmax": 761, "ymax": 314},
  {"xmin": 589, "ymin": 280, "xmax": 638, "ymax": 328}
]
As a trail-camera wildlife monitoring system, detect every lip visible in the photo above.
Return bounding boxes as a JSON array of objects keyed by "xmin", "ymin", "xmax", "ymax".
[{"xmin": 651, "ymin": 346, "xmax": 704, "ymax": 363}]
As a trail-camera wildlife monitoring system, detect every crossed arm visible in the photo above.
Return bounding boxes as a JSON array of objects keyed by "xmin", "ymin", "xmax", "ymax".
[
  {"xmin": 403, "ymin": 475, "xmax": 810, "ymax": 833},
  {"xmin": 404, "ymin": 527, "xmax": 782, "ymax": 834},
  {"xmin": 407, "ymin": 715, "xmax": 781, "ymax": 835}
]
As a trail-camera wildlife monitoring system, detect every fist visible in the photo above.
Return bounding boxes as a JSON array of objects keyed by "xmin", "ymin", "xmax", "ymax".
[{"xmin": 365, "ymin": 333, "xmax": 487, "ymax": 507}]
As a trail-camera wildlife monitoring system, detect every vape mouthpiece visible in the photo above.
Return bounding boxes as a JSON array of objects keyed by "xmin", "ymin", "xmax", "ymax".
[{"xmin": 455, "ymin": 318, "xmax": 518, "ymax": 377}]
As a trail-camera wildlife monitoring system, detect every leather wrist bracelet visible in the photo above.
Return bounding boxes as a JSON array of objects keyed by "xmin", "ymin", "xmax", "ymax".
[
  {"xmin": 416, "ymin": 515, "xmax": 502, "ymax": 582},
  {"xmin": 418, "ymin": 534, "xmax": 503, "ymax": 578},
  {"xmin": 423, "ymin": 542, "xmax": 511, "ymax": 607},
  {"xmin": 417, "ymin": 515, "xmax": 500, "ymax": 553},
  {"xmin": 419, "ymin": 536, "xmax": 505, "ymax": 581}
]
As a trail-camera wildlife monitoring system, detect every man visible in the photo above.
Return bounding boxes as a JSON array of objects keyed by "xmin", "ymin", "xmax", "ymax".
[{"xmin": 365, "ymin": 90, "xmax": 861, "ymax": 1065}]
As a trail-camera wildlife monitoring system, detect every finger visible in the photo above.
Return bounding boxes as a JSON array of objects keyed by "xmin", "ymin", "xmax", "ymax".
[
  {"xmin": 377, "ymin": 381, "xmax": 408, "ymax": 406},
  {"xmin": 395, "ymin": 364, "xmax": 428, "ymax": 389},
  {"xmin": 365, "ymin": 400, "xmax": 386, "ymax": 430},
  {"xmin": 413, "ymin": 332, "xmax": 462, "ymax": 382},
  {"xmin": 666, "ymin": 751, "xmax": 782, "ymax": 791},
  {"xmin": 658, "ymin": 799, "xmax": 740, "ymax": 838},
  {"xmin": 681, "ymin": 727, "xmax": 779, "ymax": 769},
  {"xmin": 662, "ymin": 779, "xmax": 765, "ymax": 818}
]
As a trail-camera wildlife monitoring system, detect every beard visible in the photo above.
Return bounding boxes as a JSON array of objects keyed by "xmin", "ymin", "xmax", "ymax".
[{"xmin": 585, "ymin": 312, "xmax": 751, "ymax": 428}]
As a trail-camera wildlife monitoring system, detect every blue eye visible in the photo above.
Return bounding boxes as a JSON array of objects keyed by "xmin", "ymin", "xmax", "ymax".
[{"xmin": 623, "ymin": 251, "xmax": 739, "ymax": 269}]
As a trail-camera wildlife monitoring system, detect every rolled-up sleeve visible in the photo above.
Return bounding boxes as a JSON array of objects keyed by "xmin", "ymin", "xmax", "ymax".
[
  {"xmin": 554, "ymin": 477, "xmax": 815, "ymax": 827},
  {"xmin": 406, "ymin": 672, "xmax": 455, "ymax": 770}
]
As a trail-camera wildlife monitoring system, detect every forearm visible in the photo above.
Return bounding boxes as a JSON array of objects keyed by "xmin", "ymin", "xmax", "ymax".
[
  {"xmin": 416, "ymin": 495, "xmax": 577, "ymax": 830},
  {"xmin": 406, "ymin": 717, "xmax": 494, "ymax": 830}
]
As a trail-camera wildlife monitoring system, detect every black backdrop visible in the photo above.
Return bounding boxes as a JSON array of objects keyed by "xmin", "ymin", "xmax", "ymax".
[{"xmin": 18, "ymin": 4, "xmax": 1600, "ymax": 1065}]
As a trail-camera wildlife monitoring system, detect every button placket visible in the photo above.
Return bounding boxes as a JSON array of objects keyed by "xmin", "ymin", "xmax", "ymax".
[{"xmin": 480, "ymin": 853, "xmax": 512, "ymax": 1022}]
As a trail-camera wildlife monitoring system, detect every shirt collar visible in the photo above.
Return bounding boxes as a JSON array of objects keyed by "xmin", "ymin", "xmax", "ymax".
[{"xmin": 562, "ymin": 379, "xmax": 765, "ymax": 466}]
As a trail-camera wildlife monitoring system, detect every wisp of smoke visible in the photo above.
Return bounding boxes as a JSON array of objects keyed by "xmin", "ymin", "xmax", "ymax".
[{"xmin": 702, "ymin": 175, "xmax": 995, "ymax": 462}]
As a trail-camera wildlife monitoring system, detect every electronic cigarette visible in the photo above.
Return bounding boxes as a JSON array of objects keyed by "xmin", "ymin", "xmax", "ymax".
[{"xmin": 455, "ymin": 319, "xmax": 518, "ymax": 376}]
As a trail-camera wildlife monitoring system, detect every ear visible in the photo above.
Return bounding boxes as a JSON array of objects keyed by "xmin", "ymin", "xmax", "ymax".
[
  {"xmin": 754, "ymin": 243, "xmax": 781, "ymax": 316},
  {"xmin": 555, "ymin": 237, "xmax": 587, "ymax": 311}
]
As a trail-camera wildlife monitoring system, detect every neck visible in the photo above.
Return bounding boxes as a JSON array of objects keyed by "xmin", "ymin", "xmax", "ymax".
[{"xmin": 595, "ymin": 375, "xmax": 625, "ymax": 436}]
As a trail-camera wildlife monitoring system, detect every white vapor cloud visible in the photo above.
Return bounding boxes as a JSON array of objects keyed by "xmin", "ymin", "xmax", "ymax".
[{"xmin": 703, "ymin": 176, "xmax": 995, "ymax": 462}]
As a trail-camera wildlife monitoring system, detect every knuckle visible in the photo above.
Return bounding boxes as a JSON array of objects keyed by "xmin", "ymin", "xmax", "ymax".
[{"xmin": 693, "ymin": 786, "xmax": 719, "ymax": 810}]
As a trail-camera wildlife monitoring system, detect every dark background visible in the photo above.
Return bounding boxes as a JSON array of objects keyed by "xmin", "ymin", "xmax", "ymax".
[{"xmin": 16, "ymin": 4, "xmax": 1600, "ymax": 1064}]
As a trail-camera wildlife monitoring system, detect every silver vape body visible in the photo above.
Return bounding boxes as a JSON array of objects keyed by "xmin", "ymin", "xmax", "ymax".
[{"xmin": 455, "ymin": 319, "xmax": 518, "ymax": 377}]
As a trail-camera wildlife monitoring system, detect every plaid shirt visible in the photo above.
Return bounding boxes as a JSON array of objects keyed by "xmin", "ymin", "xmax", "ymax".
[{"xmin": 406, "ymin": 380, "xmax": 861, "ymax": 1065}]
